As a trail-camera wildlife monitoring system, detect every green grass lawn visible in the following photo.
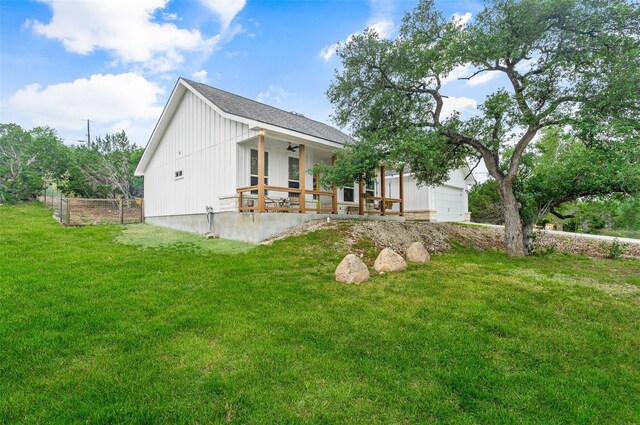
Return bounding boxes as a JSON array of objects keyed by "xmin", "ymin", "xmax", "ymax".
[{"xmin": 1, "ymin": 203, "xmax": 639, "ymax": 424}]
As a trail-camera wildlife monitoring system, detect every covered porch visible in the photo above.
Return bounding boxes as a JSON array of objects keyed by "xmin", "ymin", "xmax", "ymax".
[{"xmin": 235, "ymin": 129, "xmax": 405, "ymax": 216}]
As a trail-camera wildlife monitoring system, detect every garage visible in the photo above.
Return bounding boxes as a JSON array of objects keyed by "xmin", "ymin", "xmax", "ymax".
[{"xmin": 435, "ymin": 186, "xmax": 464, "ymax": 221}]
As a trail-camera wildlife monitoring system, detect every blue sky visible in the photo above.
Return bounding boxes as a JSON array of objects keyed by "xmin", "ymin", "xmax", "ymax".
[{"xmin": 0, "ymin": 0, "xmax": 497, "ymax": 158}]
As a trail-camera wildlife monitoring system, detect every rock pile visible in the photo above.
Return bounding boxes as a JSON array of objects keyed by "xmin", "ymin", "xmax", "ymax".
[{"xmin": 336, "ymin": 242, "xmax": 431, "ymax": 283}]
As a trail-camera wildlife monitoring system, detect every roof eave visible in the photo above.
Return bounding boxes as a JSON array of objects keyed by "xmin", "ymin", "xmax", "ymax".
[{"xmin": 136, "ymin": 78, "xmax": 351, "ymax": 175}]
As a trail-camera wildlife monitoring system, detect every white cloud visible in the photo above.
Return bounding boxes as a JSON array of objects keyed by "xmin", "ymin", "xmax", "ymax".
[
  {"xmin": 319, "ymin": 0, "xmax": 394, "ymax": 62},
  {"xmin": 452, "ymin": 12, "xmax": 473, "ymax": 27},
  {"xmin": 28, "ymin": 0, "xmax": 218, "ymax": 71},
  {"xmin": 367, "ymin": 0, "xmax": 395, "ymax": 37},
  {"xmin": 441, "ymin": 96, "xmax": 477, "ymax": 118},
  {"xmin": 441, "ymin": 64, "xmax": 474, "ymax": 86},
  {"xmin": 467, "ymin": 70, "xmax": 500, "ymax": 86},
  {"xmin": 7, "ymin": 73, "xmax": 164, "ymax": 144},
  {"xmin": 368, "ymin": 19, "xmax": 394, "ymax": 38},
  {"xmin": 441, "ymin": 64, "xmax": 501, "ymax": 87},
  {"xmin": 319, "ymin": 40, "xmax": 344, "ymax": 62},
  {"xmin": 191, "ymin": 70, "xmax": 208, "ymax": 83},
  {"xmin": 200, "ymin": 0, "xmax": 246, "ymax": 30},
  {"xmin": 162, "ymin": 12, "xmax": 179, "ymax": 21},
  {"xmin": 256, "ymin": 85, "xmax": 288, "ymax": 104}
]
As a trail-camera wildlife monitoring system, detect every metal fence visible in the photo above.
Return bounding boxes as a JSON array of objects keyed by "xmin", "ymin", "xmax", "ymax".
[{"xmin": 39, "ymin": 188, "xmax": 144, "ymax": 226}]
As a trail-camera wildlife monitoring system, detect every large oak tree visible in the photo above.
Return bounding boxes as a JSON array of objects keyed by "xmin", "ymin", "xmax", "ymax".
[{"xmin": 325, "ymin": 0, "xmax": 640, "ymax": 256}]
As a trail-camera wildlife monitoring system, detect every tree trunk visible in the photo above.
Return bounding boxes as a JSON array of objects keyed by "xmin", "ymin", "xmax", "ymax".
[
  {"xmin": 498, "ymin": 181, "xmax": 526, "ymax": 257},
  {"xmin": 522, "ymin": 222, "xmax": 535, "ymax": 255}
]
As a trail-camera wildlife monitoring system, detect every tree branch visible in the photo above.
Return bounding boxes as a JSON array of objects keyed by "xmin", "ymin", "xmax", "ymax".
[
  {"xmin": 506, "ymin": 125, "xmax": 540, "ymax": 182},
  {"xmin": 464, "ymin": 156, "xmax": 482, "ymax": 180},
  {"xmin": 549, "ymin": 207, "xmax": 574, "ymax": 220}
]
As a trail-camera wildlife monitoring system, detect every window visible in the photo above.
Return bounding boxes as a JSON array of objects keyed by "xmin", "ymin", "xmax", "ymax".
[
  {"xmin": 174, "ymin": 170, "xmax": 183, "ymax": 179},
  {"xmin": 365, "ymin": 179, "xmax": 375, "ymax": 197},
  {"xmin": 288, "ymin": 156, "xmax": 300, "ymax": 197},
  {"xmin": 343, "ymin": 183, "xmax": 355, "ymax": 203},
  {"xmin": 250, "ymin": 149, "xmax": 269, "ymax": 194}
]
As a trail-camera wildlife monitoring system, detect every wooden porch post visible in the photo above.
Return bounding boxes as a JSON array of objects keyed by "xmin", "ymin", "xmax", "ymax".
[
  {"xmin": 358, "ymin": 180, "xmax": 365, "ymax": 215},
  {"xmin": 399, "ymin": 168, "xmax": 404, "ymax": 217},
  {"xmin": 380, "ymin": 166, "xmax": 386, "ymax": 216},
  {"xmin": 315, "ymin": 173, "xmax": 321, "ymax": 210},
  {"xmin": 298, "ymin": 144, "xmax": 306, "ymax": 213},
  {"xmin": 331, "ymin": 156, "xmax": 338, "ymax": 214},
  {"xmin": 257, "ymin": 131, "xmax": 265, "ymax": 213}
]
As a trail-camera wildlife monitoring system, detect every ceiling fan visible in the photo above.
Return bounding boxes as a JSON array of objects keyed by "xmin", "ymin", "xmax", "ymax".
[{"xmin": 287, "ymin": 143, "xmax": 300, "ymax": 152}]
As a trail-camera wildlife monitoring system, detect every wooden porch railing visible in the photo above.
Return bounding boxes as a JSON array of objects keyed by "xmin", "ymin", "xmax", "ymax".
[
  {"xmin": 237, "ymin": 185, "xmax": 336, "ymax": 214},
  {"xmin": 362, "ymin": 195, "xmax": 403, "ymax": 216}
]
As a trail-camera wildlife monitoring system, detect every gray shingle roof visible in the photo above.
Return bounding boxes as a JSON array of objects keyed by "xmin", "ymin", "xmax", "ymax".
[{"xmin": 182, "ymin": 78, "xmax": 352, "ymax": 145}]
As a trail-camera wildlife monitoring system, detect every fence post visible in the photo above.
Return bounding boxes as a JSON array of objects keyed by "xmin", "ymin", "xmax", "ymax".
[
  {"xmin": 44, "ymin": 189, "xmax": 47, "ymax": 205},
  {"xmin": 66, "ymin": 198, "xmax": 71, "ymax": 226},
  {"xmin": 118, "ymin": 199, "xmax": 124, "ymax": 224},
  {"xmin": 140, "ymin": 199, "xmax": 144, "ymax": 223},
  {"xmin": 59, "ymin": 194, "xmax": 63, "ymax": 223}
]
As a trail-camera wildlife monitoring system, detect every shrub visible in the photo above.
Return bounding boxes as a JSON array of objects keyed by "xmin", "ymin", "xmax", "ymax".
[{"xmin": 603, "ymin": 238, "xmax": 626, "ymax": 260}]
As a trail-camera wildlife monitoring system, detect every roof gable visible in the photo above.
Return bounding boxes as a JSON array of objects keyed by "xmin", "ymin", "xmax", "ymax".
[
  {"xmin": 182, "ymin": 78, "xmax": 352, "ymax": 145},
  {"xmin": 136, "ymin": 78, "xmax": 352, "ymax": 175}
]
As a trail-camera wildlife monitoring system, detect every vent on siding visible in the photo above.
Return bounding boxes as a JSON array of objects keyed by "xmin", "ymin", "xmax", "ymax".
[{"xmin": 174, "ymin": 170, "xmax": 183, "ymax": 179}]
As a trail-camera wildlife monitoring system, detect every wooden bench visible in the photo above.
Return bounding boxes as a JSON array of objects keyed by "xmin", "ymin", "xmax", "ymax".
[{"xmin": 345, "ymin": 205, "xmax": 360, "ymax": 215}]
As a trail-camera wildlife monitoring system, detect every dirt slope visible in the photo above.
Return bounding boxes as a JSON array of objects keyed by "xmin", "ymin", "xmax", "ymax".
[{"xmin": 264, "ymin": 219, "xmax": 640, "ymax": 260}]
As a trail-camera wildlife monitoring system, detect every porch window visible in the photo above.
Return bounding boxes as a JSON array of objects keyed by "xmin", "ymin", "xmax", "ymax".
[
  {"xmin": 365, "ymin": 179, "xmax": 375, "ymax": 197},
  {"xmin": 288, "ymin": 156, "xmax": 299, "ymax": 197},
  {"xmin": 250, "ymin": 149, "xmax": 269, "ymax": 194},
  {"xmin": 343, "ymin": 183, "xmax": 355, "ymax": 203}
]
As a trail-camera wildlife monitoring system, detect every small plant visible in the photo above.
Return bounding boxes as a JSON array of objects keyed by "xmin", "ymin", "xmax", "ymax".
[
  {"xmin": 533, "ymin": 244, "xmax": 557, "ymax": 256},
  {"xmin": 603, "ymin": 238, "xmax": 626, "ymax": 260},
  {"xmin": 528, "ymin": 232, "xmax": 557, "ymax": 256}
]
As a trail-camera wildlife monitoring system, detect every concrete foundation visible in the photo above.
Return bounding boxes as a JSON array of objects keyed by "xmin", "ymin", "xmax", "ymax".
[
  {"xmin": 146, "ymin": 213, "xmax": 211, "ymax": 234},
  {"xmin": 145, "ymin": 212, "xmax": 404, "ymax": 243}
]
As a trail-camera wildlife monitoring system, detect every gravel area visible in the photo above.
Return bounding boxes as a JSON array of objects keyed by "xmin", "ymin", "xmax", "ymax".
[{"xmin": 263, "ymin": 219, "xmax": 640, "ymax": 260}]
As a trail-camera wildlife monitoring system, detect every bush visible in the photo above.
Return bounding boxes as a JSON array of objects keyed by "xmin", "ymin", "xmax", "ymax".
[
  {"xmin": 469, "ymin": 180, "xmax": 503, "ymax": 224},
  {"xmin": 603, "ymin": 238, "xmax": 626, "ymax": 260}
]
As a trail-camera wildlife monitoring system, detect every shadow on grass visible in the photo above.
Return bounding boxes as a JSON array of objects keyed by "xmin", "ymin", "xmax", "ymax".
[{"xmin": 115, "ymin": 223, "xmax": 255, "ymax": 255}]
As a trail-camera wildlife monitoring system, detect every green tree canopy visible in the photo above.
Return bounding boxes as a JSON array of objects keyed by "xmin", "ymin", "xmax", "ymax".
[
  {"xmin": 324, "ymin": 0, "xmax": 640, "ymax": 256},
  {"xmin": 62, "ymin": 131, "xmax": 144, "ymax": 199},
  {"xmin": 0, "ymin": 124, "xmax": 68, "ymax": 203}
]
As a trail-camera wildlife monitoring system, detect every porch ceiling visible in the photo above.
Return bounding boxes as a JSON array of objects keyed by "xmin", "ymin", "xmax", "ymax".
[{"xmin": 237, "ymin": 129, "xmax": 340, "ymax": 154}]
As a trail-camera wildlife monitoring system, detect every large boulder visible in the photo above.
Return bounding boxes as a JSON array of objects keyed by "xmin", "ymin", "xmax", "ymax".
[
  {"xmin": 406, "ymin": 242, "xmax": 430, "ymax": 263},
  {"xmin": 374, "ymin": 248, "xmax": 407, "ymax": 273},
  {"xmin": 335, "ymin": 254, "xmax": 370, "ymax": 284}
]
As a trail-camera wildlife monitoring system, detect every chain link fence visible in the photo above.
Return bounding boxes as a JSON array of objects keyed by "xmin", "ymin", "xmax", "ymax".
[{"xmin": 38, "ymin": 187, "xmax": 144, "ymax": 226}]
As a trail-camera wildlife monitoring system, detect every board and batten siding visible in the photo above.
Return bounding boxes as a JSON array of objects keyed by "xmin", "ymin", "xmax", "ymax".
[
  {"xmin": 385, "ymin": 169, "xmax": 469, "ymax": 217},
  {"xmin": 143, "ymin": 91, "xmax": 250, "ymax": 217},
  {"xmin": 235, "ymin": 141, "xmax": 333, "ymax": 191}
]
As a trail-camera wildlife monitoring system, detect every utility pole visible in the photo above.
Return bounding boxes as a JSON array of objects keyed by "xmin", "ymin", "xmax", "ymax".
[{"xmin": 87, "ymin": 119, "xmax": 91, "ymax": 148}]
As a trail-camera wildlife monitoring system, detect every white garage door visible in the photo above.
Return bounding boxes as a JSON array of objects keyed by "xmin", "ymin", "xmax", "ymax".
[{"xmin": 435, "ymin": 186, "xmax": 464, "ymax": 222}]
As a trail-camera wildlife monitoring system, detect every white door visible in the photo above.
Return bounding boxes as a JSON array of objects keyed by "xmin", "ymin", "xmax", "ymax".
[{"xmin": 435, "ymin": 186, "xmax": 464, "ymax": 221}]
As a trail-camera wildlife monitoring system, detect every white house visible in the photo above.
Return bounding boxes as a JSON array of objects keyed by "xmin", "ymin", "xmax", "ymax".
[{"xmin": 135, "ymin": 78, "xmax": 473, "ymax": 242}]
